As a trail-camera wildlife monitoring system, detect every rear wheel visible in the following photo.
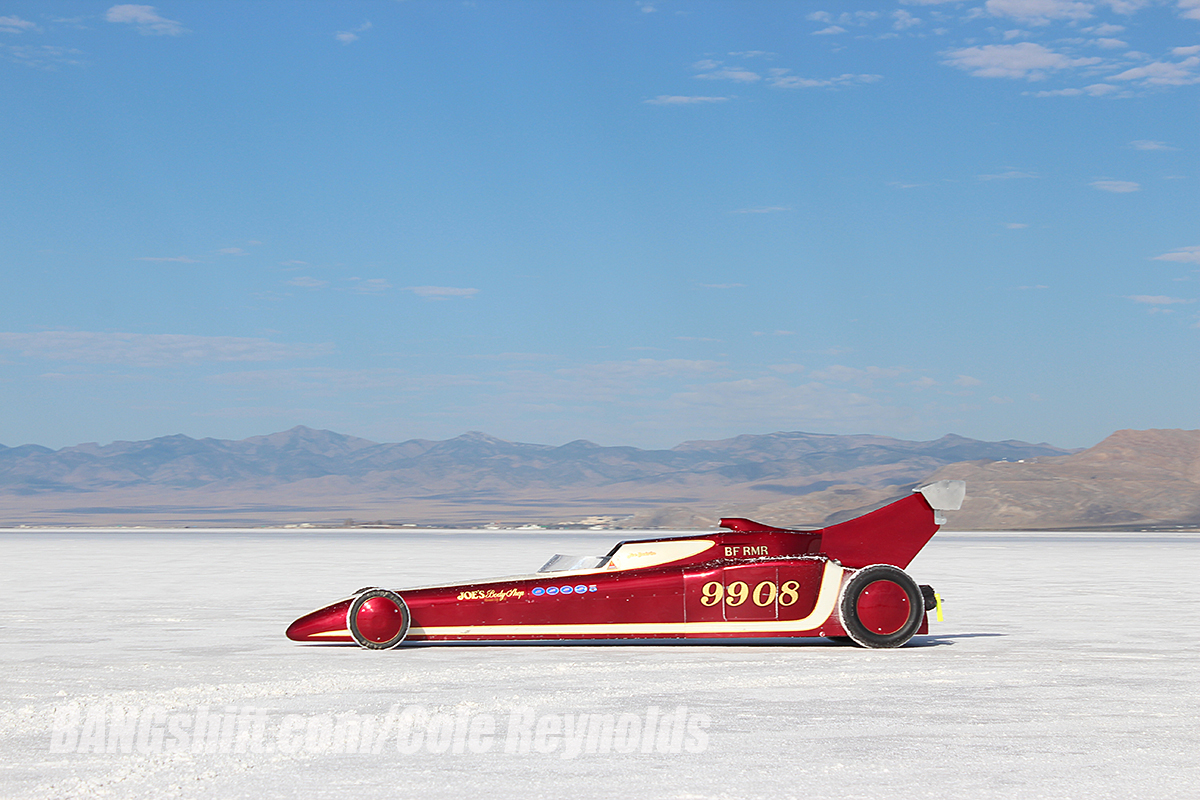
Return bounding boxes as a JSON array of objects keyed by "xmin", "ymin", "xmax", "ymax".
[
  {"xmin": 347, "ymin": 589, "xmax": 410, "ymax": 650},
  {"xmin": 838, "ymin": 564, "xmax": 923, "ymax": 649}
]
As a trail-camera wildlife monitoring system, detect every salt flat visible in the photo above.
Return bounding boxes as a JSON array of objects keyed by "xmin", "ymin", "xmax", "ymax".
[{"xmin": 1, "ymin": 529, "xmax": 1197, "ymax": 799}]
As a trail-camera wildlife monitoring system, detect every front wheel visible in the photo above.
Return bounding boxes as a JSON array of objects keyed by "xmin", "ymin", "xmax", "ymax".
[
  {"xmin": 837, "ymin": 564, "xmax": 923, "ymax": 649},
  {"xmin": 347, "ymin": 589, "xmax": 411, "ymax": 650}
]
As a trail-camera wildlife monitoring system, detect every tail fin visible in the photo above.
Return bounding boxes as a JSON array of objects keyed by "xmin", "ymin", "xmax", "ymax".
[{"xmin": 819, "ymin": 480, "xmax": 965, "ymax": 569}]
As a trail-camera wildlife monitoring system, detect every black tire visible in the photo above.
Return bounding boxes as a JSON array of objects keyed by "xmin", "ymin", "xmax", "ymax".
[
  {"xmin": 347, "ymin": 588, "xmax": 411, "ymax": 650},
  {"xmin": 838, "ymin": 564, "xmax": 923, "ymax": 649},
  {"xmin": 919, "ymin": 584, "xmax": 937, "ymax": 612}
]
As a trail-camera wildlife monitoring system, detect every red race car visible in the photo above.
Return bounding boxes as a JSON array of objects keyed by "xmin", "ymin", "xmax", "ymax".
[{"xmin": 286, "ymin": 480, "xmax": 964, "ymax": 650}]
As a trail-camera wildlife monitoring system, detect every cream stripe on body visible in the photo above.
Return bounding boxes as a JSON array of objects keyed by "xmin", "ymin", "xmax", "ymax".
[{"xmin": 408, "ymin": 561, "xmax": 845, "ymax": 639}]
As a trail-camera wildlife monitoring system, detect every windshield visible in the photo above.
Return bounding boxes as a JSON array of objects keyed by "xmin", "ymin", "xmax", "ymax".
[{"xmin": 537, "ymin": 554, "xmax": 607, "ymax": 573}]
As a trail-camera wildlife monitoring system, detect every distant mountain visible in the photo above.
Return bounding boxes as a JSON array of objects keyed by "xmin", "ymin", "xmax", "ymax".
[
  {"xmin": 677, "ymin": 428, "xmax": 1200, "ymax": 532},
  {"xmin": 923, "ymin": 428, "xmax": 1200, "ymax": 530},
  {"xmin": 0, "ymin": 427, "xmax": 1076, "ymax": 527}
]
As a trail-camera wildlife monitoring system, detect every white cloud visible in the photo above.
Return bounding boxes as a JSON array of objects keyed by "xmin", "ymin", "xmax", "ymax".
[
  {"xmin": 893, "ymin": 10, "xmax": 922, "ymax": 29},
  {"xmin": 812, "ymin": 25, "xmax": 847, "ymax": 35},
  {"xmin": 1130, "ymin": 140, "xmax": 1177, "ymax": 150},
  {"xmin": 943, "ymin": 42, "xmax": 1101, "ymax": 79},
  {"xmin": 1102, "ymin": 1, "xmax": 1153, "ymax": 13},
  {"xmin": 1090, "ymin": 179, "xmax": 1140, "ymax": 192},
  {"xmin": 769, "ymin": 71, "xmax": 882, "ymax": 88},
  {"xmin": 350, "ymin": 278, "xmax": 392, "ymax": 294},
  {"xmin": 636, "ymin": 2, "xmax": 658, "ymax": 13},
  {"xmin": 1174, "ymin": 46, "xmax": 1200, "ymax": 57},
  {"xmin": 335, "ymin": 21, "xmax": 371, "ymax": 45},
  {"xmin": 1128, "ymin": 295, "xmax": 1195, "ymax": 304},
  {"xmin": 684, "ymin": 57, "xmax": 878, "ymax": 93},
  {"xmin": 1005, "ymin": 222, "xmax": 1030, "ymax": 228},
  {"xmin": 822, "ymin": 11, "xmax": 880, "ymax": 25},
  {"xmin": 985, "ymin": 0, "xmax": 1094, "ymax": 25},
  {"xmin": 1093, "ymin": 37, "xmax": 1128, "ymax": 48},
  {"xmin": 1084, "ymin": 22, "xmax": 1125, "ymax": 34},
  {"xmin": 0, "ymin": 331, "xmax": 332, "ymax": 366},
  {"xmin": 1179, "ymin": 0, "xmax": 1200, "ymax": 20},
  {"xmin": 954, "ymin": 375, "xmax": 984, "ymax": 386},
  {"xmin": 1030, "ymin": 82, "xmax": 1121, "ymax": 96},
  {"xmin": 729, "ymin": 51, "xmax": 773, "ymax": 59},
  {"xmin": 218, "ymin": 247, "xmax": 247, "ymax": 256},
  {"xmin": 2, "ymin": 44, "xmax": 86, "ymax": 69},
  {"xmin": 406, "ymin": 286, "xmax": 479, "ymax": 299},
  {"xmin": 105, "ymin": 5, "xmax": 187, "ymax": 36},
  {"xmin": 695, "ymin": 66, "xmax": 761, "ymax": 82},
  {"xmin": 0, "ymin": 15, "xmax": 38, "ymax": 33},
  {"xmin": 1153, "ymin": 246, "xmax": 1200, "ymax": 263},
  {"xmin": 644, "ymin": 95, "xmax": 729, "ymax": 104},
  {"xmin": 1109, "ymin": 55, "xmax": 1200, "ymax": 86},
  {"xmin": 50, "ymin": 16, "xmax": 90, "ymax": 29}
]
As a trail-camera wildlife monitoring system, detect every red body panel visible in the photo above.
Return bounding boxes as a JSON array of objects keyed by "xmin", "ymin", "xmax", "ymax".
[
  {"xmin": 287, "ymin": 486, "xmax": 950, "ymax": 647},
  {"xmin": 816, "ymin": 493, "xmax": 939, "ymax": 569}
]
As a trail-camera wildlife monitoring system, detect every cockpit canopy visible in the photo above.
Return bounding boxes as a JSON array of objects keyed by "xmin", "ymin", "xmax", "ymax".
[{"xmin": 538, "ymin": 554, "xmax": 607, "ymax": 573}]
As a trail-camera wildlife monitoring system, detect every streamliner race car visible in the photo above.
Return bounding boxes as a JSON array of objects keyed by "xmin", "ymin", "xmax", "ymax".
[{"xmin": 287, "ymin": 480, "xmax": 965, "ymax": 650}]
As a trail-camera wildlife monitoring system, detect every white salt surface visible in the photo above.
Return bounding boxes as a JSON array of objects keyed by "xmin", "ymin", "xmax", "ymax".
[{"xmin": 2, "ymin": 529, "xmax": 1197, "ymax": 799}]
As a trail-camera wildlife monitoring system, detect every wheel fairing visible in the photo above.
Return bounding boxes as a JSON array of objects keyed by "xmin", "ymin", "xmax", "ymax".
[
  {"xmin": 347, "ymin": 589, "xmax": 411, "ymax": 649},
  {"xmin": 837, "ymin": 564, "xmax": 923, "ymax": 648}
]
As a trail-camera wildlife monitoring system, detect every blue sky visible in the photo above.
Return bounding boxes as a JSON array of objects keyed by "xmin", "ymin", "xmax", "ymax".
[{"xmin": 1, "ymin": 1, "xmax": 1197, "ymax": 451}]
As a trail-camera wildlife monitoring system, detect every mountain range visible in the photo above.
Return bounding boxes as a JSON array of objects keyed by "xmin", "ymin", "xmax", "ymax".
[
  {"xmin": 0, "ymin": 427, "xmax": 1069, "ymax": 527},
  {"xmin": 1, "ymin": 427, "xmax": 1196, "ymax": 530}
]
